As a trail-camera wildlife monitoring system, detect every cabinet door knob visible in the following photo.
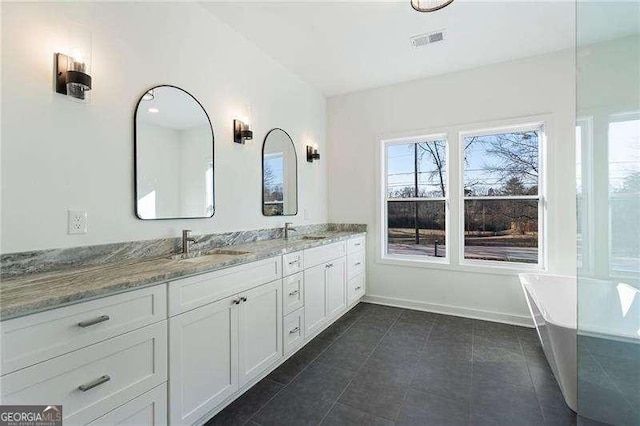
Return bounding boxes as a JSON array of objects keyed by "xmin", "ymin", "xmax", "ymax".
[
  {"xmin": 289, "ymin": 289, "xmax": 299, "ymax": 296},
  {"xmin": 78, "ymin": 375, "xmax": 111, "ymax": 392},
  {"xmin": 240, "ymin": 296, "xmax": 247, "ymax": 303},
  {"xmin": 78, "ymin": 315, "xmax": 110, "ymax": 328},
  {"xmin": 289, "ymin": 326, "xmax": 300, "ymax": 334},
  {"xmin": 232, "ymin": 298, "xmax": 241, "ymax": 305},
  {"xmin": 355, "ymin": 286, "xmax": 362, "ymax": 290}
]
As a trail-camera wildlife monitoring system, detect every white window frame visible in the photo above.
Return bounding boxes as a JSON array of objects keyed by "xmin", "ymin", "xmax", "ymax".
[
  {"xmin": 380, "ymin": 133, "xmax": 451, "ymax": 265},
  {"xmin": 576, "ymin": 117, "xmax": 594, "ymax": 275},
  {"xmin": 458, "ymin": 122, "xmax": 547, "ymax": 270}
]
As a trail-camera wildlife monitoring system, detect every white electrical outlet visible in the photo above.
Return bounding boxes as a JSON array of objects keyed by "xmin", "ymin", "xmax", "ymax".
[{"xmin": 68, "ymin": 210, "xmax": 87, "ymax": 234}]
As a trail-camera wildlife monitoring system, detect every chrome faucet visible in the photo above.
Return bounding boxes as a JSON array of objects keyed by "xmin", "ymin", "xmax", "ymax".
[
  {"xmin": 182, "ymin": 229, "xmax": 197, "ymax": 255},
  {"xmin": 284, "ymin": 222, "xmax": 297, "ymax": 240}
]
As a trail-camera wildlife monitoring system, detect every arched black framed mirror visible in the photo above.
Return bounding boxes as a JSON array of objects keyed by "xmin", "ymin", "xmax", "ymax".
[
  {"xmin": 134, "ymin": 85, "xmax": 214, "ymax": 220},
  {"xmin": 262, "ymin": 128, "xmax": 298, "ymax": 216}
]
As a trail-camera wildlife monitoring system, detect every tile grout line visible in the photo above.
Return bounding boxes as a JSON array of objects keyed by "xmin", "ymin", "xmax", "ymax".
[
  {"xmin": 317, "ymin": 310, "xmax": 405, "ymax": 425},
  {"xmin": 393, "ymin": 319, "xmax": 436, "ymax": 423},
  {"xmin": 469, "ymin": 320, "xmax": 476, "ymax": 425},
  {"xmin": 518, "ymin": 328, "xmax": 548, "ymax": 423},
  {"xmin": 245, "ymin": 304, "xmax": 369, "ymax": 426},
  {"xmin": 585, "ymin": 347, "xmax": 636, "ymax": 410}
]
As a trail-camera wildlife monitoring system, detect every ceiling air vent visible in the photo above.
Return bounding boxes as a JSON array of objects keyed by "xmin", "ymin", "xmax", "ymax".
[{"xmin": 410, "ymin": 30, "xmax": 446, "ymax": 48}]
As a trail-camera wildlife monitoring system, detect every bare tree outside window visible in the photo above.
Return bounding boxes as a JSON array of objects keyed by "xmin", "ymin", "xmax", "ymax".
[
  {"xmin": 386, "ymin": 139, "xmax": 447, "ymax": 258},
  {"xmin": 463, "ymin": 128, "xmax": 541, "ymax": 264},
  {"xmin": 263, "ymin": 157, "xmax": 284, "ymax": 216}
]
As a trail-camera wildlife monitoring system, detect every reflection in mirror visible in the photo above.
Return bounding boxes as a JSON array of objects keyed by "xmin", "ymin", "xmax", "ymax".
[
  {"xmin": 135, "ymin": 86, "xmax": 214, "ymax": 219},
  {"xmin": 262, "ymin": 129, "xmax": 298, "ymax": 216}
]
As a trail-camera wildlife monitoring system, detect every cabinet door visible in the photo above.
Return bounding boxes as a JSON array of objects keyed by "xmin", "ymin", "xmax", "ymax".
[
  {"xmin": 238, "ymin": 280, "xmax": 283, "ymax": 387},
  {"xmin": 86, "ymin": 383, "xmax": 167, "ymax": 426},
  {"xmin": 326, "ymin": 256, "xmax": 347, "ymax": 321},
  {"xmin": 169, "ymin": 296, "xmax": 238, "ymax": 426},
  {"xmin": 304, "ymin": 263, "xmax": 327, "ymax": 338}
]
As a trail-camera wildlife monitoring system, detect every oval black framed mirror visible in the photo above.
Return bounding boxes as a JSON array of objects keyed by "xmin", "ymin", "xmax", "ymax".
[
  {"xmin": 134, "ymin": 85, "xmax": 214, "ymax": 220},
  {"xmin": 262, "ymin": 128, "xmax": 298, "ymax": 216}
]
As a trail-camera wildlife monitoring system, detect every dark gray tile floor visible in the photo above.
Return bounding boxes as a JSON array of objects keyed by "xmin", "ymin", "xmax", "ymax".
[{"xmin": 207, "ymin": 303, "xmax": 577, "ymax": 426}]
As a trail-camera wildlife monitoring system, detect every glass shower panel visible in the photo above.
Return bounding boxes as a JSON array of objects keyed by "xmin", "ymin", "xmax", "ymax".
[{"xmin": 577, "ymin": 2, "xmax": 640, "ymax": 424}]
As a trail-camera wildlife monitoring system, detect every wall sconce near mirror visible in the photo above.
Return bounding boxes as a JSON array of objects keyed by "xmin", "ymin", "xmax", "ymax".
[
  {"xmin": 306, "ymin": 145, "xmax": 320, "ymax": 163},
  {"xmin": 233, "ymin": 119, "xmax": 253, "ymax": 144},
  {"xmin": 54, "ymin": 53, "xmax": 92, "ymax": 101}
]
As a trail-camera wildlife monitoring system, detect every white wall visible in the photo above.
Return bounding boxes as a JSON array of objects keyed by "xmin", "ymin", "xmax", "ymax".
[
  {"xmin": 1, "ymin": 2, "xmax": 327, "ymax": 253},
  {"xmin": 327, "ymin": 50, "xmax": 577, "ymax": 324}
]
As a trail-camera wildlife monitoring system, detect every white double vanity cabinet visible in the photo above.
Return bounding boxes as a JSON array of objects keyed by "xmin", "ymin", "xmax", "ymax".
[{"xmin": 0, "ymin": 234, "xmax": 366, "ymax": 426}]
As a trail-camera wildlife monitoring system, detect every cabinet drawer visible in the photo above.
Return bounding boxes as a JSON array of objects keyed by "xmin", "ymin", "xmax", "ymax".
[
  {"xmin": 1, "ymin": 321, "xmax": 167, "ymax": 426},
  {"xmin": 347, "ymin": 274, "xmax": 366, "ymax": 305},
  {"xmin": 347, "ymin": 236, "xmax": 366, "ymax": 254},
  {"xmin": 304, "ymin": 242, "xmax": 346, "ymax": 269},
  {"xmin": 86, "ymin": 383, "xmax": 167, "ymax": 426},
  {"xmin": 283, "ymin": 273, "xmax": 304, "ymax": 315},
  {"xmin": 282, "ymin": 251, "xmax": 304, "ymax": 277},
  {"xmin": 1, "ymin": 285, "xmax": 167, "ymax": 375},
  {"xmin": 168, "ymin": 257, "xmax": 281, "ymax": 316},
  {"xmin": 347, "ymin": 251, "xmax": 365, "ymax": 279},
  {"xmin": 283, "ymin": 308, "xmax": 305, "ymax": 355}
]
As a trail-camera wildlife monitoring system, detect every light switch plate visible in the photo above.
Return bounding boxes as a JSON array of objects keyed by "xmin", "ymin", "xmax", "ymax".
[{"xmin": 68, "ymin": 210, "xmax": 87, "ymax": 234}]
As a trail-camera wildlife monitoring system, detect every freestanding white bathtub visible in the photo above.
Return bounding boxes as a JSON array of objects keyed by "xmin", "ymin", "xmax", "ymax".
[
  {"xmin": 519, "ymin": 273, "xmax": 577, "ymax": 411},
  {"xmin": 520, "ymin": 273, "xmax": 640, "ymax": 414}
]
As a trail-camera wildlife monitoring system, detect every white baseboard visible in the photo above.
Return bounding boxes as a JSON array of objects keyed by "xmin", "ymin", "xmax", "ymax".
[{"xmin": 362, "ymin": 294, "xmax": 534, "ymax": 328}]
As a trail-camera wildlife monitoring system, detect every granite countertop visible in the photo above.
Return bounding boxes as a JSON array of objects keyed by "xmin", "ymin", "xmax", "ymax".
[{"xmin": 0, "ymin": 231, "xmax": 365, "ymax": 321}]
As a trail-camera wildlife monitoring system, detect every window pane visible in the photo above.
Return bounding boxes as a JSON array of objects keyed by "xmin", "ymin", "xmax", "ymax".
[
  {"xmin": 387, "ymin": 200, "xmax": 445, "ymax": 257},
  {"xmin": 387, "ymin": 140, "xmax": 447, "ymax": 198},
  {"xmin": 463, "ymin": 130, "xmax": 539, "ymax": 196},
  {"xmin": 608, "ymin": 118, "xmax": 640, "ymax": 275},
  {"xmin": 417, "ymin": 141, "xmax": 447, "ymax": 197},
  {"xmin": 387, "ymin": 143, "xmax": 417, "ymax": 198},
  {"xmin": 464, "ymin": 199, "xmax": 538, "ymax": 264}
]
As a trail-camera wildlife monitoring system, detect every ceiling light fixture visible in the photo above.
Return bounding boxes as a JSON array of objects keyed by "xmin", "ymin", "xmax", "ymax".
[{"xmin": 410, "ymin": 0, "xmax": 454, "ymax": 12}]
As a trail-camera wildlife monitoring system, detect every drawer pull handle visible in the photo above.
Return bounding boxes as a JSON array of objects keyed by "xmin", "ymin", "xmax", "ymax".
[
  {"xmin": 232, "ymin": 298, "xmax": 241, "ymax": 305},
  {"xmin": 78, "ymin": 315, "xmax": 110, "ymax": 328},
  {"xmin": 355, "ymin": 286, "xmax": 362, "ymax": 290},
  {"xmin": 355, "ymin": 262, "xmax": 362, "ymax": 266},
  {"xmin": 289, "ymin": 289, "xmax": 299, "ymax": 296},
  {"xmin": 240, "ymin": 296, "xmax": 247, "ymax": 303},
  {"xmin": 79, "ymin": 375, "xmax": 111, "ymax": 392},
  {"xmin": 326, "ymin": 263, "xmax": 333, "ymax": 268},
  {"xmin": 355, "ymin": 243, "xmax": 361, "ymax": 247},
  {"xmin": 289, "ymin": 326, "xmax": 300, "ymax": 334},
  {"xmin": 288, "ymin": 259, "xmax": 299, "ymax": 266}
]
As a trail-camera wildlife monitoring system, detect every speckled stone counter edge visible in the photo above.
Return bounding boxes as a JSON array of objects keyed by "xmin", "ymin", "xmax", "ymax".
[
  {"xmin": 0, "ymin": 226, "xmax": 366, "ymax": 320},
  {"xmin": 1, "ymin": 223, "xmax": 365, "ymax": 278}
]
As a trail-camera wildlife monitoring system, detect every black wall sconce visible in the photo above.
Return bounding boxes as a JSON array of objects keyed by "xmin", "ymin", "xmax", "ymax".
[
  {"xmin": 306, "ymin": 145, "xmax": 320, "ymax": 163},
  {"xmin": 54, "ymin": 53, "xmax": 92, "ymax": 101},
  {"xmin": 233, "ymin": 119, "xmax": 253, "ymax": 144}
]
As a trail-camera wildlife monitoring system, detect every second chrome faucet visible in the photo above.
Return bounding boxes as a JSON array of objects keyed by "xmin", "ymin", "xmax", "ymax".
[
  {"xmin": 284, "ymin": 222, "xmax": 297, "ymax": 239},
  {"xmin": 182, "ymin": 229, "xmax": 197, "ymax": 255}
]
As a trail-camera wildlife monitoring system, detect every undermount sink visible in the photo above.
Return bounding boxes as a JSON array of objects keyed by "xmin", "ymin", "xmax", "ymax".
[
  {"xmin": 302, "ymin": 235, "xmax": 328, "ymax": 240},
  {"xmin": 169, "ymin": 249, "xmax": 250, "ymax": 261},
  {"xmin": 207, "ymin": 249, "xmax": 251, "ymax": 256}
]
